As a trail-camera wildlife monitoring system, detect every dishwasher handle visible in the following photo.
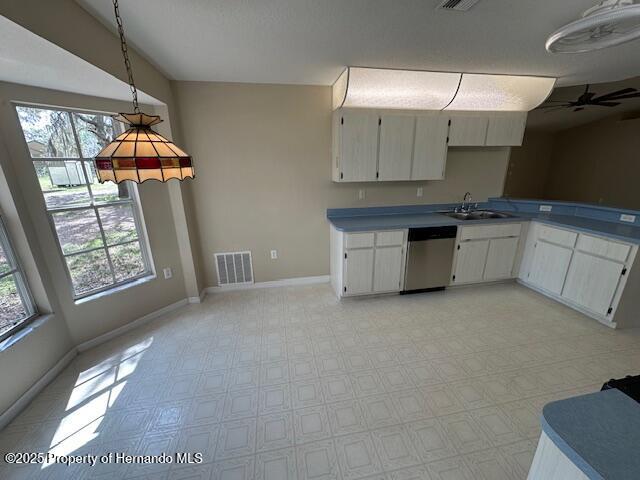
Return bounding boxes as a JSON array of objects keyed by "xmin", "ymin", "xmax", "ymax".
[{"xmin": 408, "ymin": 226, "xmax": 458, "ymax": 242}]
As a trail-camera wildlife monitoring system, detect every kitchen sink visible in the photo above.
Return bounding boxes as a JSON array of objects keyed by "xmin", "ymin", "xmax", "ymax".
[{"xmin": 440, "ymin": 210, "xmax": 513, "ymax": 221}]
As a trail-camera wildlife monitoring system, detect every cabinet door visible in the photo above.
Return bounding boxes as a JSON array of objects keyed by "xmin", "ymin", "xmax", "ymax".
[
  {"xmin": 339, "ymin": 111, "xmax": 379, "ymax": 182},
  {"xmin": 378, "ymin": 115, "xmax": 415, "ymax": 181},
  {"xmin": 484, "ymin": 237, "xmax": 519, "ymax": 280},
  {"xmin": 562, "ymin": 251, "xmax": 624, "ymax": 316},
  {"xmin": 373, "ymin": 246, "xmax": 405, "ymax": 292},
  {"xmin": 448, "ymin": 116, "xmax": 488, "ymax": 146},
  {"xmin": 344, "ymin": 248, "xmax": 374, "ymax": 295},
  {"xmin": 412, "ymin": 115, "xmax": 449, "ymax": 180},
  {"xmin": 527, "ymin": 240, "xmax": 573, "ymax": 295},
  {"xmin": 452, "ymin": 239, "xmax": 489, "ymax": 284},
  {"xmin": 485, "ymin": 113, "xmax": 527, "ymax": 146}
]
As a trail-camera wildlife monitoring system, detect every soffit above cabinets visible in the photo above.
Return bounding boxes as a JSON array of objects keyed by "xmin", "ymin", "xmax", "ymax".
[{"xmin": 333, "ymin": 67, "xmax": 556, "ymax": 112}]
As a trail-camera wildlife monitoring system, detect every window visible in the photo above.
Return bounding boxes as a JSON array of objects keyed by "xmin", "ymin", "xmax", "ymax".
[
  {"xmin": 15, "ymin": 105, "xmax": 153, "ymax": 300},
  {"xmin": 0, "ymin": 215, "xmax": 37, "ymax": 341}
]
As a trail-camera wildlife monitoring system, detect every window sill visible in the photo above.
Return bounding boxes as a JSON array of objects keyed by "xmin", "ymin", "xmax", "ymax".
[
  {"xmin": 74, "ymin": 274, "xmax": 156, "ymax": 305},
  {"xmin": 0, "ymin": 314, "xmax": 54, "ymax": 353}
]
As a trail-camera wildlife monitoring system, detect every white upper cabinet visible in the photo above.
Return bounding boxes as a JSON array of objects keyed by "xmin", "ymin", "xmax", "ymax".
[
  {"xmin": 485, "ymin": 113, "xmax": 527, "ymax": 146},
  {"xmin": 333, "ymin": 108, "xmax": 526, "ymax": 182},
  {"xmin": 448, "ymin": 115, "xmax": 489, "ymax": 146},
  {"xmin": 412, "ymin": 115, "xmax": 449, "ymax": 180},
  {"xmin": 335, "ymin": 110, "xmax": 379, "ymax": 182},
  {"xmin": 378, "ymin": 115, "xmax": 415, "ymax": 181}
]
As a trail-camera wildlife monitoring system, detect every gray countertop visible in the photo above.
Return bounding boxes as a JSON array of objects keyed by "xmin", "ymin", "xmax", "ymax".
[
  {"xmin": 541, "ymin": 389, "xmax": 640, "ymax": 480},
  {"xmin": 327, "ymin": 207, "xmax": 640, "ymax": 244}
]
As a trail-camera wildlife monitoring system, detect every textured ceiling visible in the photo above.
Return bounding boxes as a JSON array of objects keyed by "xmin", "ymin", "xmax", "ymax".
[{"xmin": 77, "ymin": 0, "xmax": 640, "ymax": 87}]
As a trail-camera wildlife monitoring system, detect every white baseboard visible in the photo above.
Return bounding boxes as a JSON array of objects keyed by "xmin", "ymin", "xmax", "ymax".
[
  {"xmin": 76, "ymin": 298, "xmax": 189, "ymax": 352},
  {"xmin": 188, "ymin": 289, "xmax": 207, "ymax": 304},
  {"xmin": 206, "ymin": 275, "xmax": 330, "ymax": 293},
  {"xmin": 0, "ymin": 348, "xmax": 77, "ymax": 430}
]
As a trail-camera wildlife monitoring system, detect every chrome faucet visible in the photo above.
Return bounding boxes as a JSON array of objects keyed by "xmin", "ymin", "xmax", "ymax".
[{"xmin": 459, "ymin": 192, "xmax": 473, "ymax": 212}]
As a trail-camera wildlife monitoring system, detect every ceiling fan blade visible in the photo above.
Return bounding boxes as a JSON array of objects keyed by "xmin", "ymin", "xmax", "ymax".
[
  {"xmin": 592, "ymin": 101, "xmax": 621, "ymax": 107},
  {"xmin": 542, "ymin": 106, "xmax": 569, "ymax": 113},
  {"xmin": 595, "ymin": 92, "xmax": 640, "ymax": 101},
  {"xmin": 591, "ymin": 88, "xmax": 637, "ymax": 101},
  {"xmin": 536, "ymin": 102, "xmax": 573, "ymax": 110}
]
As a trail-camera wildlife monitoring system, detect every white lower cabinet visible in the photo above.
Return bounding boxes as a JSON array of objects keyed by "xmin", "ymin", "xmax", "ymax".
[
  {"xmin": 561, "ymin": 251, "xmax": 625, "ymax": 317},
  {"xmin": 484, "ymin": 236, "xmax": 520, "ymax": 280},
  {"xmin": 343, "ymin": 248, "xmax": 374, "ymax": 295},
  {"xmin": 526, "ymin": 240, "xmax": 574, "ymax": 296},
  {"xmin": 519, "ymin": 222, "xmax": 638, "ymax": 327},
  {"xmin": 331, "ymin": 227, "xmax": 407, "ymax": 297},
  {"xmin": 373, "ymin": 245, "xmax": 405, "ymax": 292},
  {"xmin": 453, "ymin": 239, "xmax": 490, "ymax": 284},
  {"xmin": 452, "ymin": 223, "xmax": 522, "ymax": 285}
]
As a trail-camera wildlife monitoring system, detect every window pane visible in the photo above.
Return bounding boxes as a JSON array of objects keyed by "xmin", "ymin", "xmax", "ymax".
[
  {"xmin": 0, "ymin": 275, "xmax": 28, "ymax": 336},
  {"xmin": 99, "ymin": 204, "xmax": 138, "ymax": 246},
  {"xmin": 67, "ymin": 250, "xmax": 112, "ymax": 295},
  {"xmin": 52, "ymin": 209, "xmax": 103, "ymax": 254},
  {"xmin": 0, "ymin": 242, "xmax": 11, "ymax": 275},
  {"xmin": 16, "ymin": 107, "xmax": 79, "ymax": 158},
  {"xmin": 85, "ymin": 161, "xmax": 130, "ymax": 203},
  {"xmin": 110, "ymin": 242, "xmax": 146, "ymax": 282},
  {"xmin": 72, "ymin": 112, "xmax": 117, "ymax": 158},
  {"xmin": 34, "ymin": 161, "xmax": 91, "ymax": 209}
]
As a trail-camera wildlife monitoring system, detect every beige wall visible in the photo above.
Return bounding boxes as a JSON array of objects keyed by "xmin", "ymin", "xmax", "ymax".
[
  {"xmin": 504, "ymin": 131, "xmax": 554, "ymax": 199},
  {"xmin": 0, "ymin": 82, "xmax": 191, "ymax": 345},
  {"xmin": 504, "ymin": 115, "xmax": 640, "ymax": 210},
  {"xmin": 545, "ymin": 116, "xmax": 640, "ymax": 209},
  {"xmin": 172, "ymin": 82, "xmax": 511, "ymax": 287}
]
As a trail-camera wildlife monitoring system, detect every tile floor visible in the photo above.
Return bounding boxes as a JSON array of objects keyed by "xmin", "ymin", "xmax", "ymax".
[{"xmin": 1, "ymin": 282, "xmax": 640, "ymax": 479}]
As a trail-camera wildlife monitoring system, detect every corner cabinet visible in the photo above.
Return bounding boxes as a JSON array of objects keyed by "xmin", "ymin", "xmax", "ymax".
[
  {"xmin": 330, "ymin": 226, "xmax": 407, "ymax": 297},
  {"xmin": 451, "ymin": 223, "xmax": 523, "ymax": 285},
  {"xmin": 332, "ymin": 109, "xmax": 526, "ymax": 182},
  {"xmin": 518, "ymin": 222, "xmax": 638, "ymax": 328}
]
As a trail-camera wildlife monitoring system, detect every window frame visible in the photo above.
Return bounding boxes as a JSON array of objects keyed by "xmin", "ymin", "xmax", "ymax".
[
  {"xmin": 0, "ymin": 214, "xmax": 38, "ymax": 343},
  {"xmin": 14, "ymin": 103, "xmax": 155, "ymax": 301}
]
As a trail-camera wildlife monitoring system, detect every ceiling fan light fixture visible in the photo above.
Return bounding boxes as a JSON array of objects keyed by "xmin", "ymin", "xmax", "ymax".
[{"xmin": 546, "ymin": 0, "xmax": 640, "ymax": 53}]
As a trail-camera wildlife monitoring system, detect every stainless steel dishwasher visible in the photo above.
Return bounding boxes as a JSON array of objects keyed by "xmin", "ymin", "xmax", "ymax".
[{"xmin": 403, "ymin": 225, "xmax": 457, "ymax": 293}]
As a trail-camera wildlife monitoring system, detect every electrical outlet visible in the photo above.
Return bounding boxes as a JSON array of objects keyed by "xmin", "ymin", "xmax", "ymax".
[
  {"xmin": 620, "ymin": 214, "xmax": 636, "ymax": 223},
  {"xmin": 270, "ymin": 250, "xmax": 278, "ymax": 260},
  {"xmin": 163, "ymin": 267, "xmax": 173, "ymax": 279},
  {"xmin": 358, "ymin": 189, "xmax": 365, "ymax": 200},
  {"xmin": 417, "ymin": 187, "xmax": 423, "ymax": 197},
  {"xmin": 539, "ymin": 205, "xmax": 552, "ymax": 212}
]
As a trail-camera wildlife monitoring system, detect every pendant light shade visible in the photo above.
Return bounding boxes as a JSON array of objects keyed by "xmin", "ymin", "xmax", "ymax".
[
  {"xmin": 95, "ymin": 113, "xmax": 194, "ymax": 183},
  {"xmin": 95, "ymin": 0, "xmax": 194, "ymax": 184}
]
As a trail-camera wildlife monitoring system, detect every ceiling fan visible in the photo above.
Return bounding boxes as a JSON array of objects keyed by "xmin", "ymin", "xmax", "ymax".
[{"xmin": 537, "ymin": 84, "xmax": 640, "ymax": 112}]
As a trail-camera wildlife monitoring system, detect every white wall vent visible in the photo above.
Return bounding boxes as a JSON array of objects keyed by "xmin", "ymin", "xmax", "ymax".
[
  {"xmin": 437, "ymin": 0, "xmax": 482, "ymax": 11},
  {"xmin": 215, "ymin": 251, "xmax": 254, "ymax": 286}
]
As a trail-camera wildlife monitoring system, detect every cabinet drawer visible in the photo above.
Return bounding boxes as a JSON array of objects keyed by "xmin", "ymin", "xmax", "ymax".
[
  {"xmin": 460, "ymin": 223, "xmax": 521, "ymax": 241},
  {"xmin": 345, "ymin": 232, "xmax": 374, "ymax": 249},
  {"xmin": 576, "ymin": 234, "xmax": 631, "ymax": 263},
  {"xmin": 376, "ymin": 230, "xmax": 405, "ymax": 247},
  {"xmin": 536, "ymin": 224, "xmax": 577, "ymax": 248}
]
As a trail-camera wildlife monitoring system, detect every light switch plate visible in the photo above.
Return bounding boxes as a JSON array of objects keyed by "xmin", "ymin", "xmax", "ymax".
[
  {"xmin": 163, "ymin": 267, "xmax": 172, "ymax": 279},
  {"xmin": 539, "ymin": 205, "xmax": 552, "ymax": 212},
  {"xmin": 417, "ymin": 187, "xmax": 423, "ymax": 197},
  {"xmin": 358, "ymin": 189, "xmax": 365, "ymax": 200},
  {"xmin": 620, "ymin": 214, "xmax": 636, "ymax": 223},
  {"xmin": 270, "ymin": 250, "xmax": 278, "ymax": 260}
]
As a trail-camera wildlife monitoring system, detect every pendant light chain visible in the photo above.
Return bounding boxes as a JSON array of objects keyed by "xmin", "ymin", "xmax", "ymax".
[{"xmin": 112, "ymin": 0, "xmax": 140, "ymax": 113}]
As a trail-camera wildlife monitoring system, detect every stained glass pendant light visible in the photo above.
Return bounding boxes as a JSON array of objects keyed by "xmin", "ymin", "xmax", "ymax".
[{"xmin": 95, "ymin": 0, "xmax": 194, "ymax": 183}]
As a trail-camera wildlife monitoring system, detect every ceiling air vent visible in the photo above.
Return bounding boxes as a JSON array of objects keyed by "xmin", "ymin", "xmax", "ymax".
[
  {"xmin": 437, "ymin": 0, "xmax": 482, "ymax": 11},
  {"xmin": 215, "ymin": 251, "xmax": 254, "ymax": 286}
]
